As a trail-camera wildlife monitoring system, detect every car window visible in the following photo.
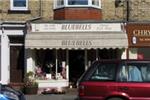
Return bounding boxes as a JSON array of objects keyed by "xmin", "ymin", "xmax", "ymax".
[
  {"xmin": 89, "ymin": 63, "xmax": 117, "ymax": 81},
  {"xmin": 119, "ymin": 62, "xmax": 150, "ymax": 82}
]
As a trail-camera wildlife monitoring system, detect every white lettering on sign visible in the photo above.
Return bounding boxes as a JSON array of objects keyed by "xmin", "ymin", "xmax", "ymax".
[{"xmin": 61, "ymin": 24, "xmax": 91, "ymax": 30}]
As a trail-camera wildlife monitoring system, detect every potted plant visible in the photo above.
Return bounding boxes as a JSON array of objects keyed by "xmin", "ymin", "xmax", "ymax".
[{"xmin": 24, "ymin": 71, "xmax": 38, "ymax": 94}]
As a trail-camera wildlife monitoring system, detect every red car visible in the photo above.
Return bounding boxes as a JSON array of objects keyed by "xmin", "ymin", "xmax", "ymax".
[{"xmin": 77, "ymin": 60, "xmax": 150, "ymax": 100}]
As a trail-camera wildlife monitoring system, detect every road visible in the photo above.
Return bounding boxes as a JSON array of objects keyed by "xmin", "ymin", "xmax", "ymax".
[
  {"xmin": 26, "ymin": 94, "xmax": 78, "ymax": 100},
  {"xmin": 25, "ymin": 88, "xmax": 78, "ymax": 100}
]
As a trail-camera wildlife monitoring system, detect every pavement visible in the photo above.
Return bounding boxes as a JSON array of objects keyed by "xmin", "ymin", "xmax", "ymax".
[{"xmin": 25, "ymin": 88, "xmax": 78, "ymax": 100}]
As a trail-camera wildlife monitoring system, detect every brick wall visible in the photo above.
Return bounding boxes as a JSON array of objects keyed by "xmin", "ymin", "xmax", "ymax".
[
  {"xmin": 0, "ymin": 0, "xmax": 149, "ymax": 22},
  {"xmin": 54, "ymin": 8, "xmax": 102, "ymax": 20},
  {"xmin": 102, "ymin": 0, "xmax": 125, "ymax": 20},
  {"xmin": 102, "ymin": 0, "xmax": 150, "ymax": 21},
  {"xmin": 129, "ymin": 0, "xmax": 150, "ymax": 21},
  {"xmin": 0, "ymin": 0, "xmax": 53, "ymax": 21}
]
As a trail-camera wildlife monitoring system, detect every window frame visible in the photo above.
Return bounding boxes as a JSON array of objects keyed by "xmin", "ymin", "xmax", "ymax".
[
  {"xmin": 10, "ymin": 0, "xmax": 28, "ymax": 11},
  {"xmin": 54, "ymin": 0, "xmax": 101, "ymax": 9}
]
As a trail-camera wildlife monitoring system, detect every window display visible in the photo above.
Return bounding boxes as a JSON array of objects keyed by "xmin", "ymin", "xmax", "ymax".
[{"xmin": 34, "ymin": 49, "xmax": 67, "ymax": 80}]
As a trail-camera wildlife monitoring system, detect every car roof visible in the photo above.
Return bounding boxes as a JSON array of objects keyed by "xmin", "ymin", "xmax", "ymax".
[
  {"xmin": 93, "ymin": 59, "xmax": 150, "ymax": 64},
  {"xmin": 95, "ymin": 59, "xmax": 150, "ymax": 62}
]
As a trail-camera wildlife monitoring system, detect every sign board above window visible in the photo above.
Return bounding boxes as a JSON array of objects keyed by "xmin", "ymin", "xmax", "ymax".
[
  {"xmin": 31, "ymin": 23, "xmax": 124, "ymax": 32},
  {"xmin": 127, "ymin": 23, "xmax": 150, "ymax": 47}
]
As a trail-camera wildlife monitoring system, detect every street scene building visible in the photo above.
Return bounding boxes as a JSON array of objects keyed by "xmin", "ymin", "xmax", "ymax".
[{"xmin": 0, "ymin": 0, "xmax": 150, "ymax": 94}]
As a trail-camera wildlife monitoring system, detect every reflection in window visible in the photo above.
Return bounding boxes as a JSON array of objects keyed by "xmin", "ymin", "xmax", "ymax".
[
  {"xmin": 90, "ymin": 63, "xmax": 117, "ymax": 81},
  {"xmin": 68, "ymin": 0, "xmax": 88, "ymax": 5},
  {"xmin": 13, "ymin": 0, "xmax": 26, "ymax": 7},
  {"xmin": 119, "ymin": 63, "xmax": 150, "ymax": 82}
]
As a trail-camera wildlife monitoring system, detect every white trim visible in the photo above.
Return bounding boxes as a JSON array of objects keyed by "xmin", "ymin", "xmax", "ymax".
[
  {"xmin": 10, "ymin": 0, "xmax": 28, "ymax": 11},
  {"xmin": 2, "ymin": 24, "xmax": 25, "ymax": 27},
  {"xmin": 0, "ymin": 32, "xmax": 10, "ymax": 84},
  {"xmin": 10, "ymin": 43, "xmax": 24, "ymax": 46},
  {"xmin": 0, "ymin": 30, "xmax": 24, "ymax": 35}
]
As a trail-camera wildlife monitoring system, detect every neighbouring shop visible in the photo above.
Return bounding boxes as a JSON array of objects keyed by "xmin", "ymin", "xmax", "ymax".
[
  {"xmin": 127, "ymin": 23, "xmax": 150, "ymax": 60},
  {"xmin": 25, "ymin": 22, "xmax": 128, "ymax": 93},
  {"xmin": 0, "ymin": 23, "xmax": 25, "ymax": 87}
]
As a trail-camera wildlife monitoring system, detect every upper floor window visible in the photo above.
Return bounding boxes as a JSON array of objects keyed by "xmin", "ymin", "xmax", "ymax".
[
  {"xmin": 92, "ymin": 0, "xmax": 99, "ymax": 6},
  {"xmin": 68, "ymin": 0, "xmax": 88, "ymax": 5},
  {"xmin": 54, "ymin": 0, "xmax": 101, "ymax": 9},
  {"xmin": 57, "ymin": 0, "xmax": 64, "ymax": 6},
  {"xmin": 10, "ymin": 0, "xmax": 28, "ymax": 11}
]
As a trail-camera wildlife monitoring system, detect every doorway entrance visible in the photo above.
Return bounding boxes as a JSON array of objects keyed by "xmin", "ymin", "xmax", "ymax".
[{"xmin": 69, "ymin": 50, "xmax": 85, "ymax": 86}]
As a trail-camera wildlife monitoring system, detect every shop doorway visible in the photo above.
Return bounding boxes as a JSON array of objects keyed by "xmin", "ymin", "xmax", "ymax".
[{"xmin": 69, "ymin": 50, "xmax": 85, "ymax": 86}]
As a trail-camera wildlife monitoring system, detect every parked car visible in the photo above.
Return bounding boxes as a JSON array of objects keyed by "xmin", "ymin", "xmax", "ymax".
[
  {"xmin": 77, "ymin": 60, "xmax": 150, "ymax": 100},
  {"xmin": 0, "ymin": 84, "xmax": 26, "ymax": 100}
]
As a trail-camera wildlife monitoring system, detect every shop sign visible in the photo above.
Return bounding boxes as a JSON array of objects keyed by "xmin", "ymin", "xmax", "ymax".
[
  {"xmin": 131, "ymin": 29, "xmax": 150, "ymax": 46},
  {"xmin": 31, "ymin": 23, "xmax": 123, "ymax": 32},
  {"xmin": 61, "ymin": 40, "xmax": 92, "ymax": 46},
  {"xmin": 127, "ymin": 24, "xmax": 150, "ymax": 47}
]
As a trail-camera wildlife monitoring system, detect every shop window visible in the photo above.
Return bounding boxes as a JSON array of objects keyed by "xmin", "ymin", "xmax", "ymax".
[
  {"xmin": 35, "ymin": 50, "xmax": 67, "ymax": 80},
  {"xmin": 10, "ymin": 0, "xmax": 28, "ymax": 11}
]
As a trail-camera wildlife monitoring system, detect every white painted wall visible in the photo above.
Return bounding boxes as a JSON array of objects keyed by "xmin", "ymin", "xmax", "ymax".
[
  {"xmin": 26, "ymin": 49, "xmax": 36, "ymax": 72},
  {"xmin": 0, "ymin": 31, "xmax": 10, "ymax": 84}
]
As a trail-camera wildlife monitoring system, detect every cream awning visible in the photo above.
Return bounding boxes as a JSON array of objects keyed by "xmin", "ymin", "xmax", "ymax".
[{"xmin": 25, "ymin": 32, "xmax": 128, "ymax": 49}]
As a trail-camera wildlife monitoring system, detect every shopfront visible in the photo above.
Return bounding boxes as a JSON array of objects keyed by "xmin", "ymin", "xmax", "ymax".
[
  {"xmin": 25, "ymin": 22, "xmax": 128, "ymax": 93},
  {"xmin": 127, "ymin": 23, "xmax": 150, "ymax": 59}
]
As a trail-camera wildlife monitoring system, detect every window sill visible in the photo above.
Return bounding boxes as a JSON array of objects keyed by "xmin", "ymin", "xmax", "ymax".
[{"xmin": 8, "ymin": 10, "xmax": 31, "ymax": 14}]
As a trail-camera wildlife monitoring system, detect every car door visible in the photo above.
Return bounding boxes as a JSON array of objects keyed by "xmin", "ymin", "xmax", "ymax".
[
  {"xmin": 117, "ymin": 61, "xmax": 150, "ymax": 100},
  {"xmin": 80, "ymin": 62, "xmax": 118, "ymax": 99}
]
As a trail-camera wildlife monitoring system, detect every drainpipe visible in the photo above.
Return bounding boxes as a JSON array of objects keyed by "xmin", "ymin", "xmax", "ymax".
[
  {"xmin": 126, "ymin": 0, "xmax": 129, "ymax": 59},
  {"xmin": 126, "ymin": 0, "xmax": 130, "ymax": 21}
]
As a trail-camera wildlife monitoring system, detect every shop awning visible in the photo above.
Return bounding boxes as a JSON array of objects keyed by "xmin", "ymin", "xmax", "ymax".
[{"xmin": 25, "ymin": 32, "xmax": 128, "ymax": 49}]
